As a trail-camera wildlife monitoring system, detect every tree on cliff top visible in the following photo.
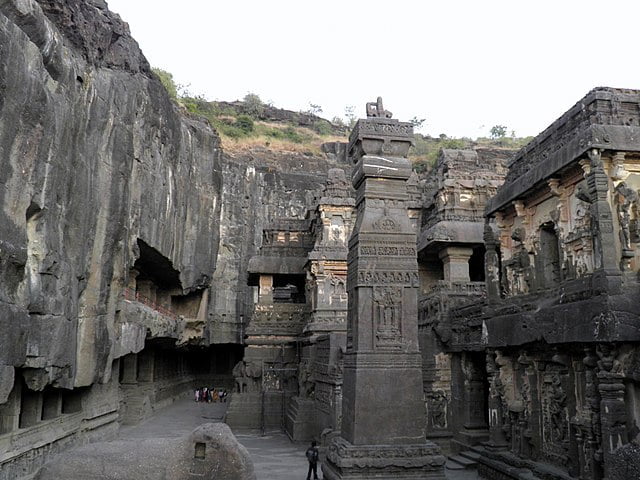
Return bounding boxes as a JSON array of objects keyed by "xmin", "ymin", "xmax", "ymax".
[{"xmin": 490, "ymin": 125, "xmax": 507, "ymax": 139}]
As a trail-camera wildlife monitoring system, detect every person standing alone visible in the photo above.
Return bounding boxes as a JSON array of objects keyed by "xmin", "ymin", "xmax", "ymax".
[{"xmin": 305, "ymin": 441, "xmax": 319, "ymax": 480}]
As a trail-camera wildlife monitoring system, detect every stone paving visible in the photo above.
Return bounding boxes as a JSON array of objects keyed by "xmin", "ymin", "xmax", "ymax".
[{"xmin": 118, "ymin": 395, "xmax": 480, "ymax": 480}]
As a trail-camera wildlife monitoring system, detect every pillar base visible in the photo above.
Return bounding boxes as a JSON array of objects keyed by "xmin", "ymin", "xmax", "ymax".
[{"xmin": 322, "ymin": 436, "xmax": 446, "ymax": 480}]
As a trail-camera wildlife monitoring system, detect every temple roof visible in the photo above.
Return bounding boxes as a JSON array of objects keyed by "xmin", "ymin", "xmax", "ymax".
[{"xmin": 487, "ymin": 87, "xmax": 640, "ymax": 215}]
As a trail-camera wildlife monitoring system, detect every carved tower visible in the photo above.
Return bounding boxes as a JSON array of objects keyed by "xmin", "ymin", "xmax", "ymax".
[{"xmin": 322, "ymin": 100, "xmax": 445, "ymax": 479}]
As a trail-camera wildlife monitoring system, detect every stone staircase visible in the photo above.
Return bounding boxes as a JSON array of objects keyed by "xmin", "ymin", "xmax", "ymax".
[{"xmin": 445, "ymin": 446, "xmax": 482, "ymax": 470}]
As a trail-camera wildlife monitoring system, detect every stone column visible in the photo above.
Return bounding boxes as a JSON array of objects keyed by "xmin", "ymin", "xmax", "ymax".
[
  {"xmin": 41, "ymin": 391, "xmax": 62, "ymax": 420},
  {"xmin": 586, "ymin": 149, "xmax": 622, "ymax": 292},
  {"xmin": 19, "ymin": 389, "xmax": 42, "ymax": 428},
  {"xmin": 121, "ymin": 353, "xmax": 138, "ymax": 385},
  {"xmin": 596, "ymin": 344, "xmax": 627, "ymax": 478},
  {"xmin": 462, "ymin": 354, "xmax": 487, "ymax": 431},
  {"xmin": 137, "ymin": 350, "xmax": 155, "ymax": 383},
  {"xmin": 486, "ymin": 350, "xmax": 509, "ymax": 450},
  {"xmin": 439, "ymin": 246, "xmax": 473, "ymax": 282},
  {"xmin": 0, "ymin": 376, "xmax": 20, "ymax": 434},
  {"xmin": 258, "ymin": 275, "xmax": 273, "ymax": 304},
  {"xmin": 322, "ymin": 102, "xmax": 445, "ymax": 480},
  {"xmin": 484, "ymin": 223, "xmax": 501, "ymax": 302}
]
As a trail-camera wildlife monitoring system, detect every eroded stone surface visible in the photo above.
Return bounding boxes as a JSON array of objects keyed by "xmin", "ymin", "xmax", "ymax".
[{"xmin": 35, "ymin": 422, "xmax": 255, "ymax": 480}]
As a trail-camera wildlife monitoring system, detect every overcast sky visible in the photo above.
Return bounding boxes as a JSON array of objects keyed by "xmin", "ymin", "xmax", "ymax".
[{"xmin": 105, "ymin": 0, "xmax": 639, "ymax": 139}]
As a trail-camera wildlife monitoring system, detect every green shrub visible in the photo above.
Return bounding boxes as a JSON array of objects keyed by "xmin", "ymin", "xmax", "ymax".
[
  {"xmin": 243, "ymin": 93, "xmax": 264, "ymax": 117},
  {"xmin": 313, "ymin": 121, "xmax": 332, "ymax": 136},
  {"xmin": 152, "ymin": 68, "xmax": 178, "ymax": 101},
  {"xmin": 235, "ymin": 115, "xmax": 254, "ymax": 134}
]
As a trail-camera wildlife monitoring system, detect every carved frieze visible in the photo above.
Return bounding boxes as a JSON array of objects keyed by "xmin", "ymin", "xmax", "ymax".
[
  {"xmin": 359, "ymin": 244, "xmax": 416, "ymax": 256},
  {"xmin": 354, "ymin": 269, "xmax": 419, "ymax": 287}
]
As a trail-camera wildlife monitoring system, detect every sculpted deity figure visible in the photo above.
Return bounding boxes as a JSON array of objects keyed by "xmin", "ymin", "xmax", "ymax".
[
  {"xmin": 427, "ymin": 390, "xmax": 448, "ymax": 429},
  {"xmin": 548, "ymin": 374, "xmax": 567, "ymax": 442},
  {"xmin": 615, "ymin": 182, "xmax": 638, "ymax": 251},
  {"xmin": 506, "ymin": 227, "xmax": 533, "ymax": 294},
  {"xmin": 298, "ymin": 360, "xmax": 315, "ymax": 398}
]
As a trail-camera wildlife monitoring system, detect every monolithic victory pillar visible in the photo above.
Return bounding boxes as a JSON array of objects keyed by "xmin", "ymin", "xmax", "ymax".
[{"xmin": 322, "ymin": 99, "xmax": 445, "ymax": 479}]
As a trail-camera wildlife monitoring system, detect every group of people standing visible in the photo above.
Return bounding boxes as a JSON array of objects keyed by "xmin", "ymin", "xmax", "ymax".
[{"xmin": 194, "ymin": 386, "xmax": 227, "ymax": 403}]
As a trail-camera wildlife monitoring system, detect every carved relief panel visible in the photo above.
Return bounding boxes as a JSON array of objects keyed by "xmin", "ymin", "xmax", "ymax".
[
  {"xmin": 541, "ymin": 370, "xmax": 570, "ymax": 467},
  {"xmin": 373, "ymin": 286, "xmax": 403, "ymax": 350}
]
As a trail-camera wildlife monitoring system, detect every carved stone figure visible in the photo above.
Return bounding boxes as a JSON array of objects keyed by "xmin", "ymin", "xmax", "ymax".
[
  {"xmin": 549, "ymin": 374, "xmax": 567, "ymax": 442},
  {"xmin": 298, "ymin": 360, "xmax": 314, "ymax": 398},
  {"xmin": 365, "ymin": 96, "xmax": 392, "ymax": 118},
  {"xmin": 427, "ymin": 390, "xmax": 448, "ymax": 429},
  {"xmin": 244, "ymin": 361, "xmax": 263, "ymax": 392},
  {"xmin": 614, "ymin": 182, "xmax": 638, "ymax": 251},
  {"xmin": 233, "ymin": 361, "xmax": 248, "ymax": 393},
  {"xmin": 330, "ymin": 275, "xmax": 346, "ymax": 296},
  {"xmin": 505, "ymin": 227, "xmax": 533, "ymax": 294},
  {"xmin": 597, "ymin": 344, "xmax": 622, "ymax": 374}
]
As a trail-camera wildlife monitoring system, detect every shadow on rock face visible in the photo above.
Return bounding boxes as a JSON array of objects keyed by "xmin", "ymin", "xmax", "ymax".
[{"xmin": 35, "ymin": 423, "xmax": 256, "ymax": 480}]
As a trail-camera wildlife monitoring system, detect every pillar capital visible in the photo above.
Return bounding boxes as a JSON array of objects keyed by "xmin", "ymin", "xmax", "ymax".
[{"xmin": 439, "ymin": 246, "xmax": 474, "ymax": 282}]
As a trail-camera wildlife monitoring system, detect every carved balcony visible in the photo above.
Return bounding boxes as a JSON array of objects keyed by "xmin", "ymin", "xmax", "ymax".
[
  {"xmin": 115, "ymin": 288, "xmax": 203, "ymax": 357},
  {"xmin": 418, "ymin": 281, "xmax": 486, "ymax": 351},
  {"xmin": 418, "ymin": 281, "xmax": 486, "ymax": 326},
  {"xmin": 246, "ymin": 303, "xmax": 311, "ymax": 339},
  {"xmin": 484, "ymin": 273, "xmax": 640, "ymax": 347}
]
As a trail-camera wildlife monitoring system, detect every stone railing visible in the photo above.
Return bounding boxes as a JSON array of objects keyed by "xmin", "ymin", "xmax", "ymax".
[
  {"xmin": 123, "ymin": 287, "xmax": 179, "ymax": 320},
  {"xmin": 246, "ymin": 303, "xmax": 310, "ymax": 337},
  {"xmin": 421, "ymin": 208, "xmax": 485, "ymax": 231},
  {"xmin": 418, "ymin": 281, "xmax": 486, "ymax": 328}
]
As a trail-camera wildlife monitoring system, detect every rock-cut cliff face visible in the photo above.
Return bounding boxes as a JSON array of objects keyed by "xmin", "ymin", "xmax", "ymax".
[{"xmin": 0, "ymin": 0, "xmax": 222, "ymax": 392}]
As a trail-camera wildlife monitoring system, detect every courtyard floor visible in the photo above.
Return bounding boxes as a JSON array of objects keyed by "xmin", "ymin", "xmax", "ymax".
[{"xmin": 119, "ymin": 395, "xmax": 480, "ymax": 480}]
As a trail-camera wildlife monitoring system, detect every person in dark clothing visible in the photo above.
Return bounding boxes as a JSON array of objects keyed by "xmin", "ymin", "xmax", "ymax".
[{"xmin": 305, "ymin": 441, "xmax": 319, "ymax": 480}]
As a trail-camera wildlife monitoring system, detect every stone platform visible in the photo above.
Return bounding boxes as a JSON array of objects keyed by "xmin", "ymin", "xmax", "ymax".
[
  {"xmin": 28, "ymin": 397, "xmax": 477, "ymax": 480},
  {"xmin": 322, "ymin": 436, "xmax": 446, "ymax": 479}
]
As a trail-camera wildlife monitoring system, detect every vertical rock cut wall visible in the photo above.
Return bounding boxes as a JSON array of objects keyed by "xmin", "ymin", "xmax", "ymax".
[{"xmin": 0, "ymin": 0, "xmax": 222, "ymax": 392}]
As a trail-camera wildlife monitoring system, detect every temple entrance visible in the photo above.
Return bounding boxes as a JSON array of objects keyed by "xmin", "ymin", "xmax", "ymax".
[{"xmin": 539, "ymin": 223, "xmax": 561, "ymax": 287}]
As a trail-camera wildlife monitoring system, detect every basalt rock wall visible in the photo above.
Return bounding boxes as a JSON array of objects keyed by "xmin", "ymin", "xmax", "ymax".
[
  {"xmin": 0, "ymin": 0, "xmax": 222, "ymax": 393},
  {"xmin": 209, "ymin": 149, "xmax": 349, "ymax": 343}
]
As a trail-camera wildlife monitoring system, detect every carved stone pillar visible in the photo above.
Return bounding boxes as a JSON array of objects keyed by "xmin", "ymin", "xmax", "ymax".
[
  {"xmin": 121, "ymin": 353, "xmax": 138, "ymax": 385},
  {"xmin": 580, "ymin": 348, "xmax": 603, "ymax": 480},
  {"xmin": 462, "ymin": 354, "xmax": 487, "ymax": 431},
  {"xmin": 596, "ymin": 345, "xmax": 627, "ymax": 479},
  {"xmin": 484, "ymin": 224, "xmax": 501, "ymax": 302},
  {"xmin": 586, "ymin": 149, "xmax": 621, "ymax": 289},
  {"xmin": 439, "ymin": 246, "xmax": 473, "ymax": 283},
  {"xmin": 258, "ymin": 274, "xmax": 273, "ymax": 304},
  {"xmin": 323, "ymin": 102, "xmax": 445, "ymax": 480},
  {"xmin": 486, "ymin": 350, "xmax": 509, "ymax": 450}
]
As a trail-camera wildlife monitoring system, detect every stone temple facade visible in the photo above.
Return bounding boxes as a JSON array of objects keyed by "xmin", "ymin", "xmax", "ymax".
[
  {"xmin": 1, "ymin": 3, "xmax": 640, "ymax": 480},
  {"xmin": 225, "ymin": 89, "xmax": 640, "ymax": 480}
]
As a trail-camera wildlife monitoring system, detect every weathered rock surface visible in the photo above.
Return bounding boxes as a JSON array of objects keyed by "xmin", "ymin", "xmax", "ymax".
[
  {"xmin": 208, "ymin": 151, "xmax": 349, "ymax": 344},
  {"xmin": 35, "ymin": 422, "xmax": 256, "ymax": 480},
  {"xmin": 0, "ymin": 0, "xmax": 222, "ymax": 390},
  {"xmin": 609, "ymin": 441, "xmax": 640, "ymax": 480}
]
